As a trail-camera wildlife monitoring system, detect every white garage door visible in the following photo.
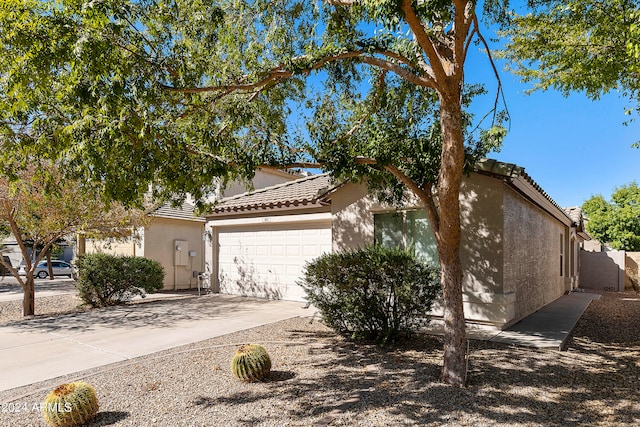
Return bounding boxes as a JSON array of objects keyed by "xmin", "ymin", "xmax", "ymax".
[{"xmin": 217, "ymin": 222, "xmax": 332, "ymax": 301}]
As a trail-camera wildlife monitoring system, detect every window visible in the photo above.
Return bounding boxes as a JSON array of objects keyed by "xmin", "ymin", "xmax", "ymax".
[
  {"xmin": 374, "ymin": 210, "xmax": 438, "ymax": 264},
  {"xmin": 570, "ymin": 239, "xmax": 575, "ymax": 276},
  {"xmin": 560, "ymin": 234, "xmax": 564, "ymax": 277}
]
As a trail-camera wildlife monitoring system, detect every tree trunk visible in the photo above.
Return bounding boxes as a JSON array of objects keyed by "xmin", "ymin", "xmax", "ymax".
[
  {"xmin": 437, "ymin": 89, "xmax": 467, "ymax": 386},
  {"xmin": 22, "ymin": 275, "xmax": 35, "ymax": 316},
  {"xmin": 47, "ymin": 249, "xmax": 54, "ymax": 280}
]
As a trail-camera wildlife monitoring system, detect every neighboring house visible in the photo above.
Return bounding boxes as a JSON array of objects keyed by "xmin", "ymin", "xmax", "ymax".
[
  {"xmin": 82, "ymin": 169, "xmax": 299, "ymax": 291},
  {"xmin": 205, "ymin": 159, "xmax": 590, "ymax": 330}
]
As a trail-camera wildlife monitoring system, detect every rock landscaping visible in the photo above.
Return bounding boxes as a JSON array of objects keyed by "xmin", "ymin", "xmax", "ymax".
[{"xmin": 1, "ymin": 290, "xmax": 639, "ymax": 426}]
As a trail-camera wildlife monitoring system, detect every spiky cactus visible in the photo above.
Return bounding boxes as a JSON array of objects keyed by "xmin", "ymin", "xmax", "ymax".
[
  {"xmin": 42, "ymin": 381, "xmax": 99, "ymax": 427},
  {"xmin": 230, "ymin": 343, "xmax": 272, "ymax": 382}
]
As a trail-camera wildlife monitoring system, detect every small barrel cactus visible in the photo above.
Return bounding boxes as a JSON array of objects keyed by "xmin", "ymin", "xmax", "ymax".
[
  {"xmin": 42, "ymin": 381, "xmax": 99, "ymax": 427},
  {"xmin": 230, "ymin": 343, "xmax": 272, "ymax": 382}
]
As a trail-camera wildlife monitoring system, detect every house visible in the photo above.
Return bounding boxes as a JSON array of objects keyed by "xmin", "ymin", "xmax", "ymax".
[
  {"xmin": 205, "ymin": 159, "xmax": 589, "ymax": 330},
  {"xmin": 81, "ymin": 168, "xmax": 299, "ymax": 291}
]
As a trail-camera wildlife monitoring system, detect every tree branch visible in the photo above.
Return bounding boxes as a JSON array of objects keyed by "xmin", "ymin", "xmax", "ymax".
[
  {"xmin": 421, "ymin": 182, "xmax": 441, "ymax": 240},
  {"xmin": 324, "ymin": 0, "xmax": 357, "ymax": 5},
  {"xmin": 160, "ymin": 50, "xmax": 435, "ymax": 95},
  {"xmin": 468, "ymin": 14, "xmax": 510, "ymax": 129},
  {"xmin": 453, "ymin": 0, "xmax": 475, "ymax": 72},
  {"xmin": 400, "ymin": 0, "xmax": 447, "ymax": 82}
]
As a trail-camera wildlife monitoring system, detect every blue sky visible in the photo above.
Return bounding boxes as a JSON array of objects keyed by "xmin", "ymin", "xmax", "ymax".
[
  {"xmin": 466, "ymin": 54, "xmax": 640, "ymax": 210},
  {"xmin": 491, "ymin": 83, "xmax": 639, "ymax": 209}
]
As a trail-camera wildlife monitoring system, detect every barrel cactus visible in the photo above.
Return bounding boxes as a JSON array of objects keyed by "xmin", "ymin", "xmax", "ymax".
[
  {"xmin": 230, "ymin": 343, "xmax": 272, "ymax": 382},
  {"xmin": 42, "ymin": 381, "xmax": 99, "ymax": 427}
]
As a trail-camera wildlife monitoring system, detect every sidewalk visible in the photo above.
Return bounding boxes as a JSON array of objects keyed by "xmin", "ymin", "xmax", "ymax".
[
  {"xmin": 424, "ymin": 291, "xmax": 601, "ymax": 350},
  {"xmin": 0, "ymin": 294, "xmax": 314, "ymax": 392}
]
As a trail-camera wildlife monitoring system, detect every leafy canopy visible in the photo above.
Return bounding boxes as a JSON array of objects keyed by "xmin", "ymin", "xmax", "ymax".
[
  {"xmin": 500, "ymin": 1, "xmax": 640, "ymax": 108},
  {"xmin": 1, "ymin": 0, "xmax": 508, "ymax": 208},
  {"xmin": 583, "ymin": 182, "xmax": 640, "ymax": 251}
]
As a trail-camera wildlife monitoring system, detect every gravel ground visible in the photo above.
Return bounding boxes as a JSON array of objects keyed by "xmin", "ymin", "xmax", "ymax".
[{"xmin": 1, "ymin": 290, "xmax": 639, "ymax": 426}]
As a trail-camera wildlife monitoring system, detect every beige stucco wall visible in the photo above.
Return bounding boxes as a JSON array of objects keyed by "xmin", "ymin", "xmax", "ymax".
[
  {"xmin": 85, "ymin": 236, "xmax": 142, "ymax": 257},
  {"xmin": 580, "ymin": 250, "xmax": 626, "ymax": 291},
  {"xmin": 330, "ymin": 174, "xmax": 509, "ymax": 327},
  {"xmin": 143, "ymin": 218, "xmax": 205, "ymax": 290},
  {"xmin": 330, "ymin": 183, "xmax": 375, "ymax": 252},
  {"xmin": 503, "ymin": 186, "xmax": 566, "ymax": 322}
]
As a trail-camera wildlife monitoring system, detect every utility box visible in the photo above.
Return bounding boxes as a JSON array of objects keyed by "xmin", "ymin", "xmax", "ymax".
[{"xmin": 174, "ymin": 240, "xmax": 189, "ymax": 266}]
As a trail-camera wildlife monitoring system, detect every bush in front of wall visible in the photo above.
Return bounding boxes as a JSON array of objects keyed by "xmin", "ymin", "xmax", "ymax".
[
  {"xmin": 300, "ymin": 244, "xmax": 441, "ymax": 344},
  {"xmin": 75, "ymin": 253, "xmax": 165, "ymax": 307},
  {"xmin": 42, "ymin": 381, "xmax": 99, "ymax": 427},
  {"xmin": 230, "ymin": 343, "xmax": 272, "ymax": 382}
]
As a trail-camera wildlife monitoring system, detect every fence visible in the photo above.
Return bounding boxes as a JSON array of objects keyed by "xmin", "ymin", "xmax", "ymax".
[{"xmin": 579, "ymin": 250, "xmax": 626, "ymax": 291}]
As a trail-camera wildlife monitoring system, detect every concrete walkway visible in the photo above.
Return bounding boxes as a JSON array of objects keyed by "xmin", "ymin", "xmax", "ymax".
[
  {"xmin": 0, "ymin": 294, "xmax": 314, "ymax": 392},
  {"xmin": 490, "ymin": 291, "xmax": 601, "ymax": 349},
  {"xmin": 426, "ymin": 291, "xmax": 601, "ymax": 350}
]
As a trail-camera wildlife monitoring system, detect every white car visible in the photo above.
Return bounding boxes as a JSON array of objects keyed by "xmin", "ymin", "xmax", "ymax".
[{"xmin": 18, "ymin": 261, "xmax": 75, "ymax": 279}]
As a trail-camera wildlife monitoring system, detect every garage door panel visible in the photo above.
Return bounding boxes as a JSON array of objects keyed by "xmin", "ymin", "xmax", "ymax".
[{"xmin": 217, "ymin": 222, "xmax": 331, "ymax": 302}]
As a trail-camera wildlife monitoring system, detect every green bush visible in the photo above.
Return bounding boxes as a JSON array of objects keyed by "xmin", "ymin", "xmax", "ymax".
[
  {"xmin": 300, "ymin": 245, "xmax": 441, "ymax": 344},
  {"xmin": 75, "ymin": 253, "xmax": 165, "ymax": 307}
]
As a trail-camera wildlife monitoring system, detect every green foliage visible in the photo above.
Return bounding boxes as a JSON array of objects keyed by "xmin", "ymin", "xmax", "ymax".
[
  {"xmin": 0, "ymin": 0, "xmax": 510, "ymax": 209},
  {"xmin": 300, "ymin": 245, "xmax": 441, "ymax": 344},
  {"xmin": 75, "ymin": 253, "xmax": 165, "ymax": 307},
  {"xmin": 42, "ymin": 381, "xmax": 99, "ymax": 427},
  {"xmin": 583, "ymin": 182, "xmax": 640, "ymax": 251},
  {"xmin": 500, "ymin": 1, "xmax": 639, "ymax": 105},
  {"xmin": 230, "ymin": 343, "xmax": 272, "ymax": 382}
]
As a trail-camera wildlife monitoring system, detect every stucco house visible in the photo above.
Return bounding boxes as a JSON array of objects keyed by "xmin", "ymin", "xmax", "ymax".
[
  {"xmin": 205, "ymin": 159, "xmax": 589, "ymax": 330},
  {"xmin": 82, "ymin": 168, "xmax": 299, "ymax": 290}
]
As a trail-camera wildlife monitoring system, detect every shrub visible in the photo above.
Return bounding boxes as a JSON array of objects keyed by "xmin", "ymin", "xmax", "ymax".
[
  {"xmin": 75, "ymin": 253, "xmax": 165, "ymax": 307},
  {"xmin": 300, "ymin": 245, "xmax": 441, "ymax": 344}
]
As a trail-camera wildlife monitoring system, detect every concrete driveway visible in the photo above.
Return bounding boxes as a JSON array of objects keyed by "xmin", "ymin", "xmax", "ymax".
[{"xmin": 0, "ymin": 294, "xmax": 314, "ymax": 392}]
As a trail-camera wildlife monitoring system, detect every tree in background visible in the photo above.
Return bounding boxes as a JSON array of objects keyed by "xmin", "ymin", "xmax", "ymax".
[
  {"xmin": 0, "ymin": 161, "xmax": 148, "ymax": 316},
  {"xmin": 583, "ymin": 182, "xmax": 640, "ymax": 251},
  {"xmin": 499, "ymin": 1, "xmax": 640, "ymax": 115},
  {"xmin": 0, "ymin": 1, "xmax": 515, "ymax": 385}
]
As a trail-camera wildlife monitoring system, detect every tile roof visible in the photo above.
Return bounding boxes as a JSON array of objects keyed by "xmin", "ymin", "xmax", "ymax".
[
  {"xmin": 208, "ymin": 173, "xmax": 333, "ymax": 215},
  {"xmin": 564, "ymin": 206, "xmax": 585, "ymax": 228},
  {"xmin": 149, "ymin": 202, "xmax": 205, "ymax": 222},
  {"xmin": 475, "ymin": 158, "xmax": 572, "ymax": 223}
]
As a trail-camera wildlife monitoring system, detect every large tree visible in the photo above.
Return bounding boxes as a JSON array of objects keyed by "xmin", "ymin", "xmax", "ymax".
[
  {"xmin": 583, "ymin": 182, "xmax": 640, "ymax": 251},
  {"xmin": 0, "ymin": 161, "xmax": 147, "ymax": 316},
  {"xmin": 499, "ymin": 1, "xmax": 640, "ymax": 111},
  {"xmin": 0, "ymin": 0, "xmax": 515, "ymax": 385}
]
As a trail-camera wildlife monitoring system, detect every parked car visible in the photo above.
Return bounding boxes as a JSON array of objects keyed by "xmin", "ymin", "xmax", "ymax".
[{"xmin": 18, "ymin": 260, "xmax": 75, "ymax": 279}]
